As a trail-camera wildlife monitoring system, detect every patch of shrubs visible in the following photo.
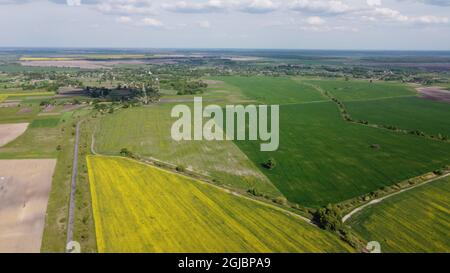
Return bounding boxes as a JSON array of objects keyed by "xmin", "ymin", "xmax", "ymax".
[
  {"xmin": 313, "ymin": 204, "xmax": 343, "ymax": 232},
  {"xmin": 247, "ymin": 188, "xmax": 262, "ymax": 197},
  {"xmin": 313, "ymin": 204, "xmax": 364, "ymax": 249},
  {"xmin": 176, "ymin": 165, "xmax": 186, "ymax": 172},
  {"xmin": 262, "ymin": 158, "xmax": 277, "ymax": 170},
  {"xmin": 272, "ymin": 197, "xmax": 288, "ymax": 206},
  {"xmin": 120, "ymin": 148, "xmax": 134, "ymax": 158}
]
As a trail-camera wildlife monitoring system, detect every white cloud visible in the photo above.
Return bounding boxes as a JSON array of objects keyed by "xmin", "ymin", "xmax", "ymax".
[
  {"xmin": 289, "ymin": 0, "xmax": 354, "ymax": 15},
  {"xmin": 305, "ymin": 16, "xmax": 325, "ymax": 25},
  {"xmin": 162, "ymin": 0, "xmax": 227, "ymax": 13},
  {"xmin": 197, "ymin": 20, "xmax": 211, "ymax": 28},
  {"xmin": 67, "ymin": 0, "xmax": 81, "ymax": 6},
  {"xmin": 366, "ymin": 7, "xmax": 449, "ymax": 24},
  {"xmin": 414, "ymin": 0, "xmax": 450, "ymax": 6},
  {"xmin": 366, "ymin": 0, "xmax": 381, "ymax": 7},
  {"xmin": 300, "ymin": 25, "xmax": 358, "ymax": 32},
  {"xmin": 413, "ymin": 15, "xmax": 449, "ymax": 24},
  {"xmin": 97, "ymin": 0, "xmax": 155, "ymax": 16},
  {"xmin": 162, "ymin": 0, "xmax": 279, "ymax": 14},
  {"xmin": 371, "ymin": 7, "xmax": 409, "ymax": 22},
  {"xmin": 116, "ymin": 16, "xmax": 132, "ymax": 23},
  {"xmin": 140, "ymin": 17, "xmax": 164, "ymax": 27},
  {"xmin": 239, "ymin": 0, "xmax": 279, "ymax": 14}
]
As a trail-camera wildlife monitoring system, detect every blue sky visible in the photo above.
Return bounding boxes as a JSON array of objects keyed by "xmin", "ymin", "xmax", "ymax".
[{"xmin": 0, "ymin": 0, "xmax": 449, "ymax": 50}]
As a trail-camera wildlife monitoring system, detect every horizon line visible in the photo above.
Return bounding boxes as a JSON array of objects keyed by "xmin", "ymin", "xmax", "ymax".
[{"xmin": 1, "ymin": 46, "xmax": 450, "ymax": 52}]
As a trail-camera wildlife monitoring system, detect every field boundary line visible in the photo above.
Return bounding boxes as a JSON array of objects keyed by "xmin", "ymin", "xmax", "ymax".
[
  {"xmin": 342, "ymin": 172, "xmax": 450, "ymax": 223},
  {"xmin": 89, "ymin": 127, "xmax": 314, "ymax": 224},
  {"xmin": 90, "ymin": 126, "xmax": 98, "ymax": 155},
  {"xmin": 90, "ymin": 122, "xmax": 286, "ymax": 216},
  {"xmin": 340, "ymin": 94, "xmax": 417, "ymax": 103}
]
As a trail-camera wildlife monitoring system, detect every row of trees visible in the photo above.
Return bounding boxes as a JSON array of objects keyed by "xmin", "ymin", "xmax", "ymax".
[{"xmin": 171, "ymin": 79, "xmax": 208, "ymax": 95}]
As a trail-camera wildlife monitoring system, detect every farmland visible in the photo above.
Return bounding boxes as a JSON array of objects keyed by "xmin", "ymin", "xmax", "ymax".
[
  {"xmin": 0, "ymin": 104, "xmax": 41, "ymax": 124},
  {"xmin": 348, "ymin": 176, "xmax": 450, "ymax": 253},
  {"xmin": 235, "ymin": 102, "xmax": 450, "ymax": 206},
  {"xmin": 345, "ymin": 97, "xmax": 450, "ymax": 137},
  {"xmin": 93, "ymin": 76, "xmax": 450, "ymax": 207},
  {"xmin": 210, "ymin": 76, "xmax": 329, "ymax": 104},
  {"xmin": 0, "ymin": 92, "xmax": 55, "ymax": 100},
  {"xmin": 0, "ymin": 123, "xmax": 29, "ymax": 147},
  {"xmin": 94, "ymin": 103, "xmax": 281, "ymax": 197},
  {"xmin": 0, "ymin": 90, "xmax": 92, "ymax": 252},
  {"xmin": 86, "ymin": 156, "xmax": 352, "ymax": 253},
  {"xmin": 213, "ymin": 77, "xmax": 450, "ymax": 207},
  {"xmin": 0, "ymin": 159, "xmax": 57, "ymax": 253},
  {"xmin": 302, "ymin": 79, "xmax": 416, "ymax": 101},
  {"xmin": 0, "ymin": 48, "xmax": 449, "ymax": 254},
  {"xmin": 30, "ymin": 117, "xmax": 61, "ymax": 128}
]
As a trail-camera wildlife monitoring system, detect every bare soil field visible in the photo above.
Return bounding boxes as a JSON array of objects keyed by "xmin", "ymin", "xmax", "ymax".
[
  {"xmin": 42, "ymin": 105, "xmax": 55, "ymax": 113},
  {"xmin": 0, "ymin": 159, "xmax": 57, "ymax": 253},
  {"xmin": 17, "ymin": 108, "xmax": 32, "ymax": 114},
  {"xmin": 417, "ymin": 87, "xmax": 450, "ymax": 103},
  {"xmin": 0, "ymin": 102, "xmax": 20, "ymax": 108},
  {"xmin": 0, "ymin": 123, "xmax": 29, "ymax": 147}
]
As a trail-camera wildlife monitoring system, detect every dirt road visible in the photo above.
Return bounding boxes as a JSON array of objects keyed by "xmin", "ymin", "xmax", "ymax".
[
  {"xmin": 342, "ymin": 172, "xmax": 450, "ymax": 223},
  {"xmin": 66, "ymin": 120, "xmax": 83, "ymax": 252}
]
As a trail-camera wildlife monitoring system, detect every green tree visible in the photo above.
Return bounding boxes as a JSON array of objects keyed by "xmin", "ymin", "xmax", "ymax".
[
  {"xmin": 263, "ymin": 158, "xmax": 277, "ymax": 170},
  {"xmin": 313, "ymin": 204, "xmax": 343, "ymax": 232}
]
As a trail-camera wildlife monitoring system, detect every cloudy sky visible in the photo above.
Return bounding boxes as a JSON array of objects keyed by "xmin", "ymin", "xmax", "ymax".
[{"xmin": 0, "ymin": 0, "xmax": 449, "ymax": 50}]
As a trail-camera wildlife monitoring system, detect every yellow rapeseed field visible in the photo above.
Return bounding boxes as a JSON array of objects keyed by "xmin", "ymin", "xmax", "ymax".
[
  {"xmin": 349, "ymin": 176, "xmax": 450, "ymax": 252},
  {"xmin": 86, "ymin": 155, "xmax": 353, "ymax": 253},
  {"xmin": 0, "ymin": 95, "xmax": 7, "ymax": 102}
]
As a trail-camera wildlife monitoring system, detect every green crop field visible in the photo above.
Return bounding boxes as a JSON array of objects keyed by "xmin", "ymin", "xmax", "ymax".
[
  {"xmin": 1, "ymin": 47, "xmax": 449, "ymax": 255},
  {"xmin": 345, "ymin": 97, "xmax": 450, "ymax": 137},
  {"xmin": 233, "ymin": 102, "xmax": 450, "ymax": 207},
  {"xmin": 95, "ymin": 76, "xmax": 450, "ymax": 208},
  {"xmin": 0, "ymin": 125, "xmax": 60, "ymax": 159},
  {"xmin": 0, "ymin": 104, "xmax": 40, "ymax": 123},
  {"xmin": 87, "ymin": 155, "xmax": 353, "ymax": 253},
  {"xmin": 94, "ymin": 103, "xmax": 281, "ymax": 197},
  {"xmin": 303, "ymin": 78, "xmax": 416, "ymax": 101},
  {"xmin": 30, "ymin": 117, "xmax": 61, "ymax": 128},
  {"xmin": 212, "ymin": 76, "xmax": 329, "ymax": 104},
  {"xmin": 348, "ymin": 176, "xmax": 450, "ymax": 253}
]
